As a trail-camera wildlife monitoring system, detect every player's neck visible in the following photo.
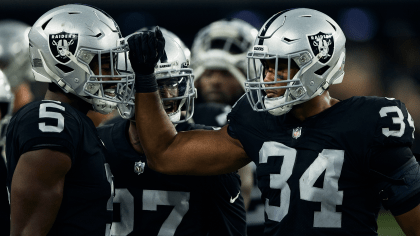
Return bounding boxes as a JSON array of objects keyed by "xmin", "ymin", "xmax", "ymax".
[
  {"xmin": 290, "ymin": 91, "xmax": 339, "ymax": 122},
  {"xmin": 44, "ymin": 89, "xmax": 91, "ymax": 115}
]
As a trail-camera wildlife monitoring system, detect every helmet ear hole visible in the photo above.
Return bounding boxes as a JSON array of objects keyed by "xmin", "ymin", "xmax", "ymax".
[{"xmin": 314, "ymin": 65, "xmax": 330, "ymax": 76}]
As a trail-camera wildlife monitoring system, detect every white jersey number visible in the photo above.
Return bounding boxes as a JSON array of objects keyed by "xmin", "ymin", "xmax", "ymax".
[
  {"xmin": 111, "ymin": 189, "xmax": 190, "ymax": 236},
  {"xmin": 259, "ymin": 142, "xmax": 344, "ymax": 228},
  {"xmin": 38, "ymin": 102, "xmax": 65, "ymax": 133},
  {"xmin": 379, "ymin": 106, "xmax": 415, "ymax": 138}
]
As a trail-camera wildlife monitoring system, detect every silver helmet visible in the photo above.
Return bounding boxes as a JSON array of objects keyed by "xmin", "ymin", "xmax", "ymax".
[
  {"xmin": 119, "ymin": 31, "xmax": 195, "ymax": 124},
  {"xmin": 191, "ymin": 18, "xmax": 259, "ymax": 90},
  {"xmin": 29, "ymin": 4, "xmax": 134, "ymax": 114},
  {"xmin": 246, "ymin": 8, "xmax": 346, "ymax": 116},
  {"xmin": 0, "ymin": 20, "xmax": 33, "ymax": 90},
  {"xmin": 139, "ymin": 27, "xmax": 191, "ymax": 63},
  {"xmin": 0, "ymin": 70, "xmax": 14, "ymax": 148}
]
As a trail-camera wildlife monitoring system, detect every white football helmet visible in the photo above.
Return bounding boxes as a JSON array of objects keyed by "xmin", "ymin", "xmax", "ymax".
[
  {"xmin": 191, "ymin": 18, "xmax": 259, "ymax": 90},
  {"xmin": 119, "ymin": 31, "xmax": 195, "ymax": 124},
  {"xmin": 139, "ymin": 27, "xmax": 191, "ymax": 63},
  {"xmin": 29, "ymin": 4, "xmax": 134, "ymax": 114},
  {"xmin": 0, "ymin": 20, "xmax": 33, "ymax": 90},
  {"xmin": 246, "ymin": 8, "xmax": 346, "ymax": 116},
  {"xmin": 0, "ymin": 70, "xmax": 13, "ymax": 148}
]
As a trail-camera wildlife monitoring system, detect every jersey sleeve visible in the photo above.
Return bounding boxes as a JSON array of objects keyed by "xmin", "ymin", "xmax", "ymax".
[
  {"xmin": 370, "ymin": 97, "xmax": 414, "ymax": 148},
  {"xmin": 366, "ymin": 98, "xmax": 419, "ymax": 215},
  {"xmin": 12, "ymin": 101, "xmax": 81, "ymax": 162},
  {"xmin": 202, "ymin": 172, "xmax": 247, "ymax": 236}
]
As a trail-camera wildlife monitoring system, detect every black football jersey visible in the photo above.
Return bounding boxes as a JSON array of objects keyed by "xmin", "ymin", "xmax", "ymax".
[
  {"xmin": 97, "ymin": 119, "xmax": 246, "ymax": 236},
  {"xmin": 6, "ymin": 100, "xmax": 113, "ymax": 236},
  {"xmin": 0, "ymin": 147, "xmax": 9, "ymax": 235},
  {"xmin": 192, "ymin": 102, "xmax": 265, "ymax": 236},
  {"xmin": 193, "ymin": 103, "xmax": 231, "ymax": 127},
  {"xmin": 227, "ymin": 95, "xmax": 418, "ymax": 236}
]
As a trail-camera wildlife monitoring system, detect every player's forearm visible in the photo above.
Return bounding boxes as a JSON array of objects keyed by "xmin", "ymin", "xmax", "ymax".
[
  {"xmin": 135, "ymin": 92, "xmax": 177, "ymax": 165},
  {"xmin": 11, "ymin": 181, "xmax": 64, "ymax": 236}
]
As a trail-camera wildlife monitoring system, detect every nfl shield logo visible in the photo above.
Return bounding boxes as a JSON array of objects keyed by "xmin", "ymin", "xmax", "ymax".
[
  {"xmin": 307, "ymin": 32, "xmax": 334, "ymax": 64},
  {"xmin": 49, "ymin": 32, "xmax": 78, "ymax": 64},
  {"xmin": 292, "ymin": 127, "xmax": 302, "ymax": 139},
  {"xmin": 134, "ymin": 161, "xmax": 145, "ymax": 175}
]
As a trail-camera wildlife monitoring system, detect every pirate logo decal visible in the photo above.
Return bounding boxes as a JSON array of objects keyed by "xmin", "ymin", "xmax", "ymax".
[
  {"xmin": 49, "ymin": 32, "xmax": 78, "ymax": 64},
  {"xmin": 307, "ymin": 32, "xmax": 334, "ymax": 64}
]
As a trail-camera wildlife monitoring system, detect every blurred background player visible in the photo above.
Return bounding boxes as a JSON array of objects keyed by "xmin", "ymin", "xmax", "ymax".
[
  {"xmin": 99, "ymin": 29, "xmax": 247, "ymax": 235},
  {"xmin": 0, "ymin": 20, "xmax": 35, "ymax": 113},
  {"xmin": 5, "ymin": 4, "xmax": 134, "ymax": 235},
  {"xmin": 0, "ymin": 71, "xmax": 13, "ymax": 235},
  {"xmin": 190, "ymin": 18, "xmax": 263, "ymax": 234}
]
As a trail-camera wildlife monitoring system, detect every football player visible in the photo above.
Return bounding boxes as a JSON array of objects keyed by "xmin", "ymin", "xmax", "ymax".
[
  {"xmin": 0, "ymin": 20, "xmax": 35, "ymax": 113},
  {"xmin": 191, "ymin": 18, "xmax": 257, "ymax": 129},
  {"xmin": 130, "ymin": 9, "xmax": 420, "ymax": 236},
  {"xmin": 190, "ymin": 19, "xmax": 262, "ymax": 231},
  {"xmin": 6, "ymin": 4, "xmax": 134, "ymax": 235},
  {"xmin": 98, "ymin": 30, "xmax": 246, "ymax": 235},
  {"xmin": 0, "ymin": 71, "xmax": 12, "ymax": 235}
]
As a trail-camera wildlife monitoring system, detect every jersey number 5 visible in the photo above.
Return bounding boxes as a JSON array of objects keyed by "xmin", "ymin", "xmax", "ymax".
[
  {"xmin": 38, "ymin": 102, "xmax": 65, "ymax": 133},
  {"xmin": 260, "ymin": 142, "xmax": 344, "ymax": 228}
]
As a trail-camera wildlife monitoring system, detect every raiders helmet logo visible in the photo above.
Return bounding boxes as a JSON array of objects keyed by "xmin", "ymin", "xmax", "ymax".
[
  {"xmin": 49, "ymin": 32, "xmax": 78, "ymax": 64},
  {"xmin": 307, "ymin": 32, "xmax": 334, "ymax": 64}
]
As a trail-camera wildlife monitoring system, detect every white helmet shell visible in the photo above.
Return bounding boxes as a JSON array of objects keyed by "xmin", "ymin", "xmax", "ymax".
[
  {"xmin": 29, "ymin": 4, "xmax": 134, "ymax": 114},
  {"xmin": 245, "ymin": 8, "xmax": 346, "ymax": 116}
]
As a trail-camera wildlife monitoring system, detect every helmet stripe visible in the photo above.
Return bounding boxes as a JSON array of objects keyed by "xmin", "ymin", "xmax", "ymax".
[{"xmin": 258, "ymin": 9, "xmax": 292, "ymax": 45}]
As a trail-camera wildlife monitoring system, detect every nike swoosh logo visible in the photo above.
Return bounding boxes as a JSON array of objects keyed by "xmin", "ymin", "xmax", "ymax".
[{"xmin": 230, "ymin": 191, "xmax": 240, "ymax": 203}]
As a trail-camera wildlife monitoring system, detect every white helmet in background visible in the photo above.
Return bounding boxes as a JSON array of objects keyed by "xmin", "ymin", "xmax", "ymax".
[
  {"xmin": 0, "ymin": 20, "xmax": 33, "ymax": 90},
  {"xmin": 246, "ymin": 8, "xmax": 346, "ymax": 116},
  {"xmin": 29, "ymin": 4, "xmax": 134, "ymax": 114},
  {"xmin": 119, "ymin": 30, "xmax": 196, "ymax": 124},
  {"xmin": 0, "ymin": 71, "xmax": 13, "ymax": 148},
  {"xmin": 191, "ymin": 18, "xmax": 259, "ymax": 90}
]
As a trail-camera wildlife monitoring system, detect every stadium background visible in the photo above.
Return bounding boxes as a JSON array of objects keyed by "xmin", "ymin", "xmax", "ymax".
[{"xmin": 2, "ymin": 0, "xmax": 420, "ymax": 235}]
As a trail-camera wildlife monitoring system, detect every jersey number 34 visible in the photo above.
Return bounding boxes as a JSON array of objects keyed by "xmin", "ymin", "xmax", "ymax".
[{"xmin": 260, "ymin": 142, "xmax": 344, "ymax": 228}]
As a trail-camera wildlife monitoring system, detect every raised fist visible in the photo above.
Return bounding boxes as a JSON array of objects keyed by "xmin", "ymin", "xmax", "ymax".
[{"xmin": 127, "ymin": 26, "xmax": 165, "ymax": 76}]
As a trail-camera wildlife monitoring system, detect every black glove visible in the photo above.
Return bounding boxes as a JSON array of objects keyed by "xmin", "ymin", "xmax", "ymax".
[
  {"xmin": 127, "ymin": 26, "xmax": 165, "ymax": 93},
  {"xmin": 127, "ymin": 26, "xmax": 165, "ymax": 75}
]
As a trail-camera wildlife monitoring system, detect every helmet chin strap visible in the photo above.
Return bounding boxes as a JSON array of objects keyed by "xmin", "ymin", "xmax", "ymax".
[
  {"xmin": 264, "ymin": 95, "xmax": 293, "ymax": 116},
  {"xmin": 168, "ymin": 109, "xmax": 181, "ymax": 124},
  {"xmin": 92, "ymin": 89, "xmax": 118, "ymax": 114}
]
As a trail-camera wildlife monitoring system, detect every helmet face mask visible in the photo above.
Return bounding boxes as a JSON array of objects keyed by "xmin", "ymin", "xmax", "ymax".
[
  {"xmin": 156, "ymin": 68, "xmax": 195, "ymax": 124},
  {"xmin": 29, "ymin": 4, "xmax": 135, "ymax": 114},
  {"xmin": 245, "ymin": 8, "xmax": 346, "ymax": 116}
]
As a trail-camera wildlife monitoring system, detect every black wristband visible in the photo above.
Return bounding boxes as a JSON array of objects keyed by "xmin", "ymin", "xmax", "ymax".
[{"xmin": 135, "ymin": 73, "xmax": 158, "ymax": 93}]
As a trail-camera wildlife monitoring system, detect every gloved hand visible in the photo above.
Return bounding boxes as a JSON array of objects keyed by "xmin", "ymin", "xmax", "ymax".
[
  {"xmin": 127, "ymin": 26, "xmax": 165, "ymax": 93},
  {"xmin": 127, "ymin": 26, "xmax": 165, "ymax": 75}
]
